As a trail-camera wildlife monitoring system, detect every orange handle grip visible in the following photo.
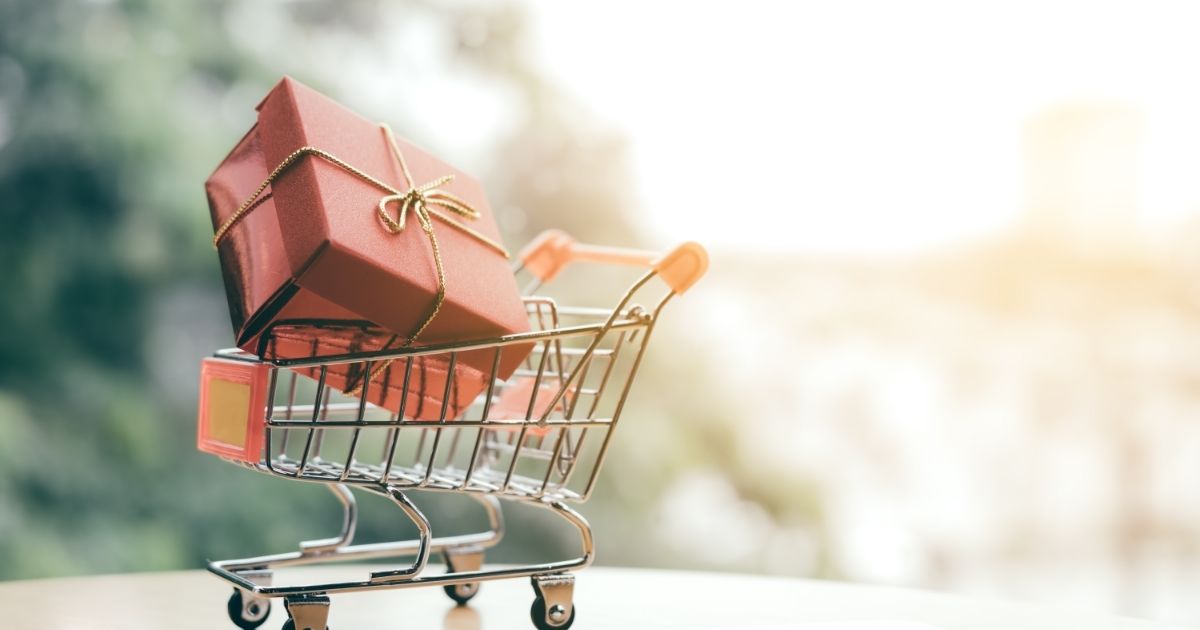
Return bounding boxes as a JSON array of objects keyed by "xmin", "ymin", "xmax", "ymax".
[{"xmin": 519, "ymin": 229, "xmax": 708, "ymax": 295}]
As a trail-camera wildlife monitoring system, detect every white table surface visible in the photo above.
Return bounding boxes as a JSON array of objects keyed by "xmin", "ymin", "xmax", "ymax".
[{"xmin": 0, "ymin": 565, "xmax": 1190, "ymax": 630}]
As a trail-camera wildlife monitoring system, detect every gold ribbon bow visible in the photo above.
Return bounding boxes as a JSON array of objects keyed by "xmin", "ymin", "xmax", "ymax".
[{"xmin": 213, "ymin": 123, "xmax": 510, "ymax": 390}]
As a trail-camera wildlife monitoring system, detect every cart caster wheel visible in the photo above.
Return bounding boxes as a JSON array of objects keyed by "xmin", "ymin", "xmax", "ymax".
[
  {"xmin": 530, "ymin": 596, "xmax": 576, "ymax": 630},
  {"xmin": 226, "ymin": 589, "xmax": 271, "ymax": 630},
  {"xmin": 443, "ymin": 582, "xmax": 480, "ymax": 605},
  {"xmin": 443, "ymin": 546, "xmax": 485, "ymax": 605}
]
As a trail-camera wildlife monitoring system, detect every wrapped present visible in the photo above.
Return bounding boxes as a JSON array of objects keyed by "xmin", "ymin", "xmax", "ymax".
[
  {"xmin": 205, "ymin": 76, "xmax": 531, "ymax": 417},
  {"xmin": 197, "ymin": 357, "xmax": 270, "ymax": 463},
  {"xmin": 264, "ymin": 322, "xmax": 522, "ymax": 420}
]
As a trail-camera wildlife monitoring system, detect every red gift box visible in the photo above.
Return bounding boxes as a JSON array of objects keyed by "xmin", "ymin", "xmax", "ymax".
[
  {"xmin": 264, "ymin": 323, "xmax": 521, "ymax": 420},
  {"xmin": 197, "ymin": 357, "xmax": 270, "ymax": 463},
  {"xmin": 205, "ymin": 76, "xmax": 531, "ymax": 416}
]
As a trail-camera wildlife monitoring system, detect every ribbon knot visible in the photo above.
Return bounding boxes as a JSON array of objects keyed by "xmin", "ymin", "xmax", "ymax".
[{"xmin": 377, "ymin": 173, "xmax": 477, "ymax": 236}]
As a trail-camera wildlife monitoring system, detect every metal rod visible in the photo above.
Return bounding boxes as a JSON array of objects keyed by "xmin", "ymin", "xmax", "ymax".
[
  {"xmin": 298, "ymin": 484, "xmax": 358, "ymax": 554},
  {"xmin": 279, "ymin": 370, "xmax": 298, "ymax": 453},
  {"xmin": 581, "ymin": 294, "xmax": 673, "ymax": 500},
  {"xmin": 340, "ymin": 361, "xmax": 372, "ymax": 482},
  {"xmin": 208, "ymin": 496, "xmax": 591, "ymax": 597},
  {"xmin": 255, "ymin": 319, "xmax": 649, "ymax": 368},
  {"xmin": 381, "ymin": 357, "xmax": 414, "ymax": 485},
  {"xmin": 295, "ymin": 367, "xmax": 328, "ymax": 478},
  {"xmin": 419, "ymin": 353, "xmax": 457, "ymax": 486},
  {"xmin": 265, "ymin": 418, "xmax": 614, "ymax": 429},
  {"xmin": 366, "ymin": 488, "xmax": 432, "ymax": 582},
  {"xmin": 463, "ymin": 348, "xmax": 504, "ymax": 488}
]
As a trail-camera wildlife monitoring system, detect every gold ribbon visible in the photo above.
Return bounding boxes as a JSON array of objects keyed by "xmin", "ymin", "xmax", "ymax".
[{"xmin": 213, "ymin": 123, "xmax": 510, "ymax": 394}]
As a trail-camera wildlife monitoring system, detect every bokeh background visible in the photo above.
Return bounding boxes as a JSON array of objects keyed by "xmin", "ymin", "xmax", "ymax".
[{"xmin": 4, "ymin": 0, "xmax": 1200, "ymax": 625}]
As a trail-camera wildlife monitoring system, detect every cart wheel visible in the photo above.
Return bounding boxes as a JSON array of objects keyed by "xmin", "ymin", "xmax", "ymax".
[
  {"xmin": 226, "ymin": 589, "xmax": 271, "ymax": 630},
  {"xmin": 530, "ymin": 596, "xmax": 576, "ymax": 630},
  {"xmin": 443, "ymin": 582, "xmax": 480, "ymax": 605},
  {"xmin": 280, "ymin": 621, "xmax": 329, "ymax": 630}
]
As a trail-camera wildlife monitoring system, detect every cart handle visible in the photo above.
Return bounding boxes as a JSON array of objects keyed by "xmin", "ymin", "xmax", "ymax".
[{"xmin": 519, "ymin": 229, "xmax": 708, "ymax": 295}]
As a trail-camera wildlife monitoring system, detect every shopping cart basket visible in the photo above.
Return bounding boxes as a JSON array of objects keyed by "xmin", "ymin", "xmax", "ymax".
[{"xmin": 198, "ymin": 229, "xmax": 707, "ymax": 630}]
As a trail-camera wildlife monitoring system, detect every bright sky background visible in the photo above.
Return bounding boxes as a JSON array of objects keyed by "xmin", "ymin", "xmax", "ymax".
[{"xmin": 522, "ymin": 0, "xmax": 1200, "ymax": 253}]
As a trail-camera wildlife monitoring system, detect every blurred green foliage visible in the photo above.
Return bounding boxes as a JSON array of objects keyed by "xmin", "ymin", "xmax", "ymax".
[
  {"xmin": 0, "ymin": 0, "xmax": 796, "ymax": 581},
  {"xmin": 0, "ymin": 0, "xmax": 303, "ymax": 578}
]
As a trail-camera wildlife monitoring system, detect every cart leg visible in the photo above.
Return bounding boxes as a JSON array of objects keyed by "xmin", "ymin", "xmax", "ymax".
[
  {"xmin": 367, "ymin": 487, "xmax": 432, "ymax": 583},
  {"xmin": 283, "ymin": 594, "xmax": 330, "ymax": 630},
  {"xmin": 471, "ymin": 494, "xmax": 505, "ymax": 542},
  {"xmin": 443, "ymin": 545, "xmax": 485, "ymax": 605},
  {"xmin": 299, "ymin": 484, "xmax": 357, "ymax": 555},
  {"xmin": 530, "ymin": 573, "xmax": 576, "ymax": 630}
]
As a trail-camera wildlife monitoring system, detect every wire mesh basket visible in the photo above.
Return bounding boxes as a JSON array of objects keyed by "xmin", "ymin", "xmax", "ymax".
[{"xmin": 199, "ymin": 229, "xmax": 707, "ymax": 630}]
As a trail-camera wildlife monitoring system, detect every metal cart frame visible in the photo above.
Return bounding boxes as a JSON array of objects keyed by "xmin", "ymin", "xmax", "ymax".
[{"xmin": 201, "ymin": 230, "xmax": 707, "ymax": 630}]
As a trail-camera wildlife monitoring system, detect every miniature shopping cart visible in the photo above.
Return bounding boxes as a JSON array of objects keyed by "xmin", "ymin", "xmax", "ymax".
[{"xmin": 197, "ymin": 230, "xmax": 707, "ymax": 630}]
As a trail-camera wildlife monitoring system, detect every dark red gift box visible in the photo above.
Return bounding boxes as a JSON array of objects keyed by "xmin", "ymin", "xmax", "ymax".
[
  {"xmin": 205, "ymin": 76, "xmax": 531, "ymax": 417},
  {"xmin": 263, "ymin": 322, "xmax": 517, "ymax": 421}
]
